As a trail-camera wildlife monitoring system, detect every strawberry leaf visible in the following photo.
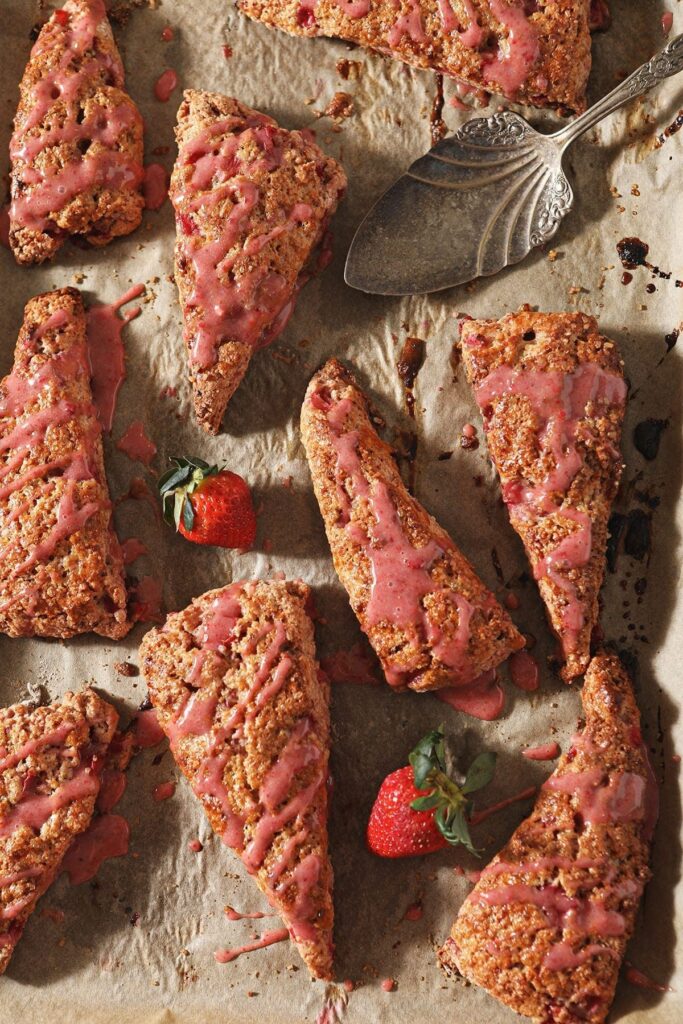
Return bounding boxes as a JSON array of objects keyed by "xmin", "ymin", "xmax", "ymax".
[
  {"xmin": 410, "ymin": 792, "xmax": 441, "ymax": 812},
  {"xmin": 409, "ymin": 727, "xmax": 447, "ymax": 787},
  {"xmin": 462, "ymin": 751, "xmax": 497, "ymax": 795},
  {"xmin": 158, "ymin": 457, "xmax": 220, "ymax": 533}
]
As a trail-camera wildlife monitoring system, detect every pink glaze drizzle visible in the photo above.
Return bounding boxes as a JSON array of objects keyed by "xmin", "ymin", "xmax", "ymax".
[
  {"xmin": 9, "ymin": 0, "xmax": 143, "ymax": 234},
  {"xmin": 214, "ymin": 927, "xmax": 289, "ymax": 963},
  {"xmin": 471, "ymin": 356, "xmax": 626, "ymax": 657},
  {"xmin": 318, "ymin": 392, "xmax": 486, "ymax": 688},
  {"xmin": 116, "ymin": 420, "xmax": 157, "ymax": 465},
  {"xmin": 173, "ymin": 113, "xmax": 332, "ymax": 371},
  {"xmin": 0, "ymin": 721, "xmax": 73, "ymax": 774},
  {"xmin": 543, "ymin": 768, "xmax": 647, "ymax": 826},
  {"xmin": 438, "ymin": 0, "xmax": 483, "ymax": 46},
  {"xmin": 0, "ymin": 766, "xmax": 99, "ymax": 839},
  {"xmin": 482, "ymin": 0, "xmax": 540, "ymax": 97},
  {"xmin": 86, "ymin": 284, "xmax": 144, "ymax": 432},
  {"xmin": 388, "ymin": 0, "xmax": 427, "ymax": 46}
]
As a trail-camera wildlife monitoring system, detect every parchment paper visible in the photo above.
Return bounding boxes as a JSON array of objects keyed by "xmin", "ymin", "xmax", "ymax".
[{"xmin": 0, "ymin": 1, "xmax": 682, "ymax": 1021}]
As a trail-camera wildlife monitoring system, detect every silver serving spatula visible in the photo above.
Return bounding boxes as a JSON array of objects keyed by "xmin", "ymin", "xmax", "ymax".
[{"xmin": 345, "ymin": 33, "xmax": 683, "ymax": 295}]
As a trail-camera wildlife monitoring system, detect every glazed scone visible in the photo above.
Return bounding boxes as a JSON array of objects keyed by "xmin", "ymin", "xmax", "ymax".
[
  {"xmin": 0, "ymin": 288, "xmax": 130, "ymax": 640},
  {"xmin": 440, "ymin": 651, "xmax": 658, "ymax": 1024},
  {"xmin": 140, "ymin": 579, "xmax": 334, "ymax": 980},
  {"xmin": 0, "ymin": 689, "xmax": 119, "ymax": 973},
  {"xmin": 170, "ymin": 90, "xmax": 347, "ymax": 434},
  {"xmin": 238, "ymin": 0, "xmax": 593, "ymax": 114},
  {"xmin": 301, "ymin": 359, "xmax": 523, "ymax": 692},
  {"xmin": 9, "ymin": 0, "xmax": 144, "ymax": 265},
  {"xmin": 460, "ymin": 311, "xmax": 625, "ymax": 682}
]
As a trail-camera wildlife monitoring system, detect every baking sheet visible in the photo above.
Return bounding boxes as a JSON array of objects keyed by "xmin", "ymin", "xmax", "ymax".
[{"xmin": 0, "ymin": 1, "xmax": 682, "ymax": 1021}]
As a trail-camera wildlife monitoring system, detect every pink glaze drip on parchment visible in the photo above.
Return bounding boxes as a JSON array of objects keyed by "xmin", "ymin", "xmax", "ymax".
[
  {"xmin": 86, "ymin": 284, "xmax": 144, "ymax": 432},
  {"xmin": 61, "ymin": 812, "xmax": 129, "ymax": 884},
  {"xmin": 214, "ymin": 926, "xmax": 289, "ymax": 964},
  {"xmin": 523, "ymin": 741, "xmax": 560, "ymax": 761},
  {"xmin": 9, "ymin": 0, "xmax": 143, "ymax": 233}
]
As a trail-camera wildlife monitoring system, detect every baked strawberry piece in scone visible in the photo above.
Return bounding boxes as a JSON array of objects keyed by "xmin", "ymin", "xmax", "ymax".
[
  {"xmin": 461, "ymin": 311, "xmax": 625, "ymax": 682},
  {"xmin": 139, "ymin": 579, "xmax": 334, "ymax": 979},
  {"xmin": 9, "ymin": 0, "xmax": 144, "ymax": 265},
  {"xmin": 170, "ymin": 90, "xmax": 346, "ymax": 434},
  {"xmin": 238, "ymin": 0, "xmax": 593, "ymax": 114},
  {"xmin": 301, "ymin": 359, "xmax": 523, "ymax": 692},
  {"xmin": 0, "ymin": 688, "xmax": 119, "ymax": 973},
  {"xmin": 440, "ymin": 651, "xmax": 658, "ymax": 1024},
  {"xmin": 0, "ymin": 288, "xmax": 129, "ymax": 639}
]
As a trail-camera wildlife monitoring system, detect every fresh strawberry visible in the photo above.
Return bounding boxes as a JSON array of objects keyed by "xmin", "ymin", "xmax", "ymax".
[
  {"xmin": 366, "ymin": 728, "xmax": 497, "ymax": 859},
  {"xmin": 158, "ymin": 457, "xmax": 256, "ymax": 549}
]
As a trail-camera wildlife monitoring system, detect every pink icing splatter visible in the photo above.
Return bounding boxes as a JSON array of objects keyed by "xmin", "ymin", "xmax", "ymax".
[
  {"xmin": 508, "ymin": 649, "xmax": 539, "ymax": 691},
  {"xmin": 152, "ymin": 780, "xmax": 176, "ymax": 802},
  {"xmin": 436, "ymin": 668, "xmax": 505, "ymax": 721},
  {"xmin": 86, "ymin": 284, "xmax": 145, "ymax": 432},
  {"xmin": 154, "ymin": 69, "xmax": 178, "ymax": 103},
  {"xmin": 143, "ymin": 163, "xmax": 169, "ymax": 210},
  {"xmin": 116, "ymin": 420, "xmax": 157, "ymax": 466},
  {"xmin": 132, "ymin": 708, "xmax": 165, "ymax": 749},
  {"xmin": 522, "ymin": 741, "xmax": 560, "ymax": 761}
]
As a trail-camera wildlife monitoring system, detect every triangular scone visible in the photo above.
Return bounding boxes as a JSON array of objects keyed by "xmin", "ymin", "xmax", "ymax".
[
  {"xmin": 440, "ymin": 651, "xmax": 658, "ymax": 1024},
  {"xmin": 461, "ymin": 311, "xmax": 625, "ymax": 682},
  {"xmin": 301, "ymin": 359, "xmax": 523, "ymax": 692},
  {"xmin": 0, "ymin": 288, "xmax": 129, "ymax": 639},
  {"xmin": 238, "ymin": 1, "xmax": 592, "ymax": 114},
  {"xmin": 0, "ymin": 688, "xmax": 119, "ymax": 973},
  {"xmin": 170, "ymin": 90, "xmax": 347, "ymax": 434},
  {"xmin": 9, "ymin": 0, "xmax": 144, "ymax": 265},
  {"xmin": 139, "ymin": 579, "xmax": 334, "ymax": 979}
]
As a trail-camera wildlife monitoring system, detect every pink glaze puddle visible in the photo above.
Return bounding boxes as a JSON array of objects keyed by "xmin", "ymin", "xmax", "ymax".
[
  {"xmin": 143, "ymin": 163, "xmax": 169, "ymax": 210},
  {"xmin": 118, "ymin": 476, "xmax": 161, "ymax": 520},
  {"xmin": 523, "ymin": 742, "xmax": 560, "ymax": 761},
  {"xmin": 121, "ymin": 537, "xmax": 148, "ymax": 564},
  {"xmin": 152, "ymin": 780, "xmax": 176, "ymax": 802},
  {"xmin": 508, "ymin": 649, "xmax": 539, "ymax": 691},
  {"xmin": 86, "ymin": 284, "xmax": 145, "ymax": 432},
  {"xmin": 315, "ymin": 994, "xmax": 347, "ymax": 1024},
  {"xmin": 469, "ymin": 785, "xmax": 536, "ymax": 827},
  {"xmin": 132, "ymin": 708, "xmax": 165, "ymax": 749},
  {"xmin": 62, "ymin": 813, "xmax": 130, "ymax": 885},
  {"xmin": 9, "ymin": 1, "xmax": 143, "ymax": 234},
  {"xmin": 116, "ymin": 420, "xmax": 157, "ymax": 466},
  {"xmin": 214, "ymin": 927, "xmax": 289, "ymax": 963},
  {"xmin": 188, "ymin": 838, "xmax": 203, "ymax": 853},
  {"xmin": 161, "ymin": 25, "xmax": 175, "ymax": 42},
  {"xmin": 543, "ymin": 767, "xmax": 648, "ymax": 826},
  {"xmin": 436, "ymin": 668, "xmax": 505, "ymax": 721},
  {"xmin": 544, "ymin": 940, "xmax": 617, "ymax": 971},
  {"xmin": 320, "ymin": 644, "xmax": 381, "ymax": 685},
  {"xmin": 129, "ymin": 575, "xmax": 163, "ymax": 623},
  {"xmin": 661, "ymin": 12, "xmax": 674, "ymax": 36},
  {"xmin": 381, "ymin": 978, "xmax": 396, "ymax": 992},
  {"xmin": 154, "ymin": 68, "xmax": 178, "ymax": 102},
  {"xmin": 403, "ymin": 902, "xmax": 423, "ymax": 921}
]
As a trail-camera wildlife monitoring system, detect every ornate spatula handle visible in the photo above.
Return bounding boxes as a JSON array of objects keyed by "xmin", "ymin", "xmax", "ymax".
[{"xmin": 554, "ymin": 32, "xmax": 683, "ymax": 149}]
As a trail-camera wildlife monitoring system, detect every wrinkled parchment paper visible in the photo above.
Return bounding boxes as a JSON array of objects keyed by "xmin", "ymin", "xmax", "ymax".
[{"xmin": 1, "ymin": 1, "xmax": 682, "ymax": 1021}]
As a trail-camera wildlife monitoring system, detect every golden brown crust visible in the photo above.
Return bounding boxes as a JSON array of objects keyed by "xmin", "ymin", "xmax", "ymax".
[
  {"xmin": 0, "ymin": 288, "xmax": 130, "ymax": 640},
  {"xmin": 440, "ymin": 651, "xmax": 657, "ymax": 1024},
  {"xmin": 140, "ymin": 579, "xmax": 334, "ymax": 980},
  {"xmin": 301, "ymin": 358, "xmax": 523, "ymax": 691},
  {"xmin": 238, "ymin": 0, "xmax": 592, "ymax": 114},
  {"xmin": 9, "ymin": 0, "xmax": 144, "ymax": 265},
  {"xmin": 460, "ymin": 311, "xmax": 625, "ymax": 682},
  {"xmin": 0, "ymin": 688, "xmax": 118, "ymax": 973},
  {"xmin": 170, "ymin": 89, "xmax": 346, "ymax": 434}
]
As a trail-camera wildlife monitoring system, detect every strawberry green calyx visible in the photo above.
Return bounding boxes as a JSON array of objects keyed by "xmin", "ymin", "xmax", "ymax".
[
  {"xmin": 158, "ymin": 456, "xmax": 219, "ymax": 532},
  {"xmin": 408, "ymin": 728, "xmax": 496, "ymax": 856}
]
